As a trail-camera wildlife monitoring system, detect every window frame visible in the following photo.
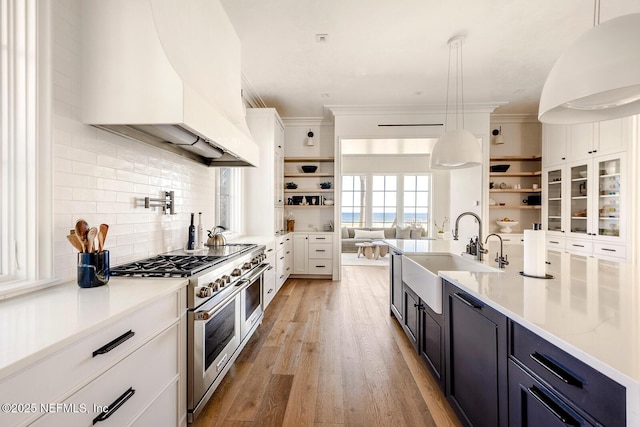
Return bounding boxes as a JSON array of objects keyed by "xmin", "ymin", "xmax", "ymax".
[
  {"xmin": 0, "ymin": 0, "xmax": 55, "ymax": 298},
  {"xmin": 341, "ymin": 173, "xmax": 432, "ymax": 230},
  {"xmin": 216, "ymin": 167, "xmax": 243, "ymax": 239}
]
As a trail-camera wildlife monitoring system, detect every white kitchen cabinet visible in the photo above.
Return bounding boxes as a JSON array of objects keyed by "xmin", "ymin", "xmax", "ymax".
[
  {"xmin": 542, "ymin": 116, "xmax": 633, "ymax": 261},
  {"xmin": 275, "ymin": 234, "xmax": 290, "ymax": 290},
  {"xmin": 546, "ymin": 117, "xmax": 631, "ymax": 165},
  {"xmin": 543, "ymin": 154, "xmax": 627, "ymax": 261},
  {"xmin": 0, "ymin": 288, "xmax": 185, "ymax": 426},
  {"xmin": 542, "ymin": 124, "xmax": 567, "ymax": 167},
  {"xmin": 32, "ymin": 324, "xmax": 179, "ymax": 427},
  {"xmin": 567, "ymin": 122, "xmax": 597, "ymax": 162},
  {"xmin": 263, "ymin": 241, "xmax": 277, "ymax": 309},
  {"xmin": 292, "ymin": 233, "xmax": 333, "ymax": 276},
  {"xmin": 245, "ymin": 108, "xmax": 286, "ymax": 236}
]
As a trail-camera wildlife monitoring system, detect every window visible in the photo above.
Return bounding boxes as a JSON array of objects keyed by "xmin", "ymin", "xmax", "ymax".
[
  {"xmin": 403, "ymin": 175, "xmax": 430, "ymax": 228},
  {"xmin": 341, "ymin": 174, "xmax": 431, "ymax": 229},
  {"xmin": 371, "ymin": 175, "xmax": 397, "ymax": 227},
  {"xmin": 341, "ymin": 175, "xmax": 366, "ymax": 227},
  {"xmin": 0, "ymin": 0, "xmax": 54, "ymax": 297},
  {"xmin": 216, "ymin": 167, "xmax": 242, "ymax": 236}
]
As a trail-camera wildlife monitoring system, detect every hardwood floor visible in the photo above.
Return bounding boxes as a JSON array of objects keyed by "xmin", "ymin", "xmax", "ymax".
[{"xmin": 194, "ymin": 265, "xmax": 461, "ymax": 427}]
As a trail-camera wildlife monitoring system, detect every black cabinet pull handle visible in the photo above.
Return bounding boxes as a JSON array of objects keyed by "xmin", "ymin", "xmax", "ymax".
[
  {"xmin": 92, "ymin": 387, "xmax": 135, "ymax": 424},
  {"xmin": 527, "ymin": 386, "xmax": 579, "ymax": 427},
  {"xmin": 315, "ymin": 249, "xmax": 326, "ymax": 252},
  {"xmin": 601, "ymin": 248, "xmax": 616, "ymax": 252},
  {"xmin": 453, "ymin": 292, "xmax": 483, "ymax": 309},
  {"xmin": 92, "ymin": 330, "xmax": 135, "ymax": 357},
  {"xmin": 549, "ymin": 241, "xmax": 559, "ymax": 244},
  {"xmin": 530, "ymin": 352, "xmax": 583, "ymax": 388},
  {"xmin": 268, "ymin": 288, "xmax": 273, "ymax": 294}
]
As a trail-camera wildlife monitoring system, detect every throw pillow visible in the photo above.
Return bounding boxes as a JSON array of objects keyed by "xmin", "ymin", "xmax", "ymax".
[
  {"xmin": 410, "ymin": 228, "xmax": 425, "ymax": 239},
  {"xmin": 395, "ymin": 226, "xmax": 411, "ymax": 239},
  {"xmin": 341, "ymin": 226, "xmax": 349, "ymax": 239},
  {"xmin": 353, "ymin": 229, "xmax": 385, "ymax": 239}
]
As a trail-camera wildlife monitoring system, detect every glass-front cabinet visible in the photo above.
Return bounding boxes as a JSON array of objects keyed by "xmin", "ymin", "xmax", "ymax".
[
  {"xmin": 544, "ymin": 154, "xmax": 625, "ymax": 243},
  {"xmin": 569, "ymin": 162, "xmax": 590, "ymax": 237},
  {"xmin": 596, "ymin": 157, "xmax": 622, "ymax": 239},
  {"xmin": 545, "ymin": 168, "xmax": 563, "ymax": 233}
]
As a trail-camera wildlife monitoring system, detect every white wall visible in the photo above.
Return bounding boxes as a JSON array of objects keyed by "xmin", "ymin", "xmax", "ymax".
[{"xmin": 52, "ymin": 1, "xmax": 216, "ymax": 280}]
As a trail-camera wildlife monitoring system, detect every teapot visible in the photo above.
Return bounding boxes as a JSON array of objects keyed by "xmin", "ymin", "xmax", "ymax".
[{"xmin": 207, "ymin": 225, "xmax": 226, "ymax": 247}]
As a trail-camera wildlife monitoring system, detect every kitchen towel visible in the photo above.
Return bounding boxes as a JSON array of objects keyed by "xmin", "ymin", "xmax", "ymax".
[{"xmin": 523, "ymin": 225, "xmax": 546, "ymax": 277}]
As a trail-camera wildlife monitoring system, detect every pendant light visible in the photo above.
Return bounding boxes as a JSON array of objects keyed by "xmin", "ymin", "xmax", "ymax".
[
  {"xmin": 538, "ymin": 1, "xmax": 640, "ymax": 124},
  {"xmin": 430, "ymin": 36, "xmax": 481, "ymax": 169}
]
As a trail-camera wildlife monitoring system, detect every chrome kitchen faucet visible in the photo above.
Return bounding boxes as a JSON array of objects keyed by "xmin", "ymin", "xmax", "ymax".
[{"xmin": 453, "ymin": 212, "xmax": 488, "ymax": 262}]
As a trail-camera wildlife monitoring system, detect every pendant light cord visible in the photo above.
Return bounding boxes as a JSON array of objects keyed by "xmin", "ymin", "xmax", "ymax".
[
  {"xmin": 593, "ymin": 0, "xmax": 600, "ymax": 26},
  {"xmin": 444, "ymin": 43, "xmax": 452, "ymax": 132}
]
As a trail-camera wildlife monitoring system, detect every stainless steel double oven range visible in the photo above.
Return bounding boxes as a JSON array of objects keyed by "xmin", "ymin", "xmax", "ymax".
[{"xmin": 110, "ymin": 243, "xmax": 268, "ymax": 423}]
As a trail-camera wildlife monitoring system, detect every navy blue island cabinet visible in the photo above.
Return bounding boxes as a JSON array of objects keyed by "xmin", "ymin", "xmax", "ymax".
[{"xmin": 444, "ymin": 280, "xmax": 508, "ymax": 427}]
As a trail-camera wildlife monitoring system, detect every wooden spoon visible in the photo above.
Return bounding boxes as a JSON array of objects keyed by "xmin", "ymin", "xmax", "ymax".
[
  {"xmin": 87, "ymin": 227, "xmax": 98, "ymax": 253},
  {"xmin": 99, "ymin": 224, "xmax": 109, "ymax": 250},
  {"xmin": 74, "ymin": 219, "xmax": 89, "ymax": 252},
  {"xmin": 67, "ymin": 234, "xmax": 83, "ymax": 252}
]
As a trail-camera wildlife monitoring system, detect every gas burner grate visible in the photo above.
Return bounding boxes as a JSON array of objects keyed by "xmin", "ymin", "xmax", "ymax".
[{"xmin": 111, "ymin": 255, "xmax": 224, "ymax": 277}]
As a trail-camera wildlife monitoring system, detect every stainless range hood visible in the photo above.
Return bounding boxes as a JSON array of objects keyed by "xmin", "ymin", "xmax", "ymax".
[{"xmin": 81, "ymin": 0, "xmax": 259, "ymax": 167}]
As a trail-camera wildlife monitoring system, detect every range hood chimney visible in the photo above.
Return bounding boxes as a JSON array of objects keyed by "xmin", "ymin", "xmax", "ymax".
[{"xmin": 81, "ymin": 0, "xmax": 259, "ymax": 167}]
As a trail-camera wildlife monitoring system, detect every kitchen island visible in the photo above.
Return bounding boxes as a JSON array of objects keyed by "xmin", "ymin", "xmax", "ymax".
[{"xmin": 386, "ymin": 238, "xmax": 640, "ymax": 426}]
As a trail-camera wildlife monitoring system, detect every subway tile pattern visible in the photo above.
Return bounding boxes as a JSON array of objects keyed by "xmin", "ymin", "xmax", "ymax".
[{"xmin": 52, "ymin": 1, "xmax": 216, "ymax": 280}]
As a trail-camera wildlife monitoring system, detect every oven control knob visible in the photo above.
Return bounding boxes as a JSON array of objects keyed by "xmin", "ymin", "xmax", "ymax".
[
  {"xmin": 207, "ymin": 281, "xmax": 219, "ymax": 291},
  {"xmin": 251, "ymin": 258, "xmax": 260, "ymax": 265},
  {"xmin": 215, "ymin": 278, "xmax": 225, "ymax": 288},
  {"xmin": 221, "ymin": 275, "xmax": 231, "ymax": 284},
  {"xmin": 197, "ymin": 287, "xmax": 212, "ymax": 298},
  {"xmin": 231, "ymin": 268, "xmax": 242, "ymax": 277},
  {"xmin": 242, "ymin": 262, "xmax": 252, "ymax": 270}
]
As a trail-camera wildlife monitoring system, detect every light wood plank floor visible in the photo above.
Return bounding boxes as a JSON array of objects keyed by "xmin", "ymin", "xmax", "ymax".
[{"xmin": 194, "ymin": 265, "xmax": 461, "ymax": 427}]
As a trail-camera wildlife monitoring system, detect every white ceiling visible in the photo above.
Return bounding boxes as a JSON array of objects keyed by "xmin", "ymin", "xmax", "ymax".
[{"xmin": 220, "ymin": 0, "xmax": 640, "ymax": 118}]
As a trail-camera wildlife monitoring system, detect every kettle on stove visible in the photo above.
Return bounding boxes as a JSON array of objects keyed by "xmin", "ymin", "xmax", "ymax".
[{"xmin": 206, "ymin": 226, "xmax": 226, "ymax": 247}]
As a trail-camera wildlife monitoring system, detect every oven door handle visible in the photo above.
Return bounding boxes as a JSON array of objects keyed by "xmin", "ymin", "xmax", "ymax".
[{"xmin": 243, "ymin": 263, "xmax": 270, "ymax": 284}]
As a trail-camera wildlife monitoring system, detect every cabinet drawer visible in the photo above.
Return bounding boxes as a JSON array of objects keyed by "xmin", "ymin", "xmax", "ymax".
[
  {"xmin": 32, "ymin": 323, "xmax": 179, "ymax": 427},
  {"xmin": 564, "ymin": 239, "xmax": 592, "ymax": 254},
  {"xmin": 545, "ymin": 237, "xmax": 565, "ymax": 249},
  {"xmin": 308, "ymin": 243, "xmax": 332, "ymax": 259},
  {"xmin": 593, "ymin": 242, "xmax": 626, "ymax": 260},
  {"xmin": 0, "ymin": 290, "xmax": 180, "ymax": 426},
  {"xmin": 309, "ymin": 234, "xmax": 333, "ymax": 244},
  {"xmin": 264, "ymin": 240, "xmax": 276, "ymax": 255},
  {"xmin": 308, "ymin": 261, "xmax": 332, "ymax": 275},
  {"xmin": 509, "ymin": 322, "xmax": 625, "ymax": 426}
]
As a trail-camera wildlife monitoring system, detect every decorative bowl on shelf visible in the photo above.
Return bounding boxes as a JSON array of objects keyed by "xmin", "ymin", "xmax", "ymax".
[
  {"xmin": 496, "ymin": 220, "xmax": 518, "ymax": 233},
  {"xmin": 490, "ymin": 164, "xmax": 510, "ymax": 173},
  {"xmin": 301, "ymin": 165, "xmax": 317, "ymax": 173},
  {"xmin": 320, "ymin": 181, "xmax": 332, "ymax": 189},
  {"xmin": 285, "ymin": 182, "xmax": 298, "ymax": 189},
  {"xmin": 579, "ymin": 171, "xmax": 587, "ymax": 178}
]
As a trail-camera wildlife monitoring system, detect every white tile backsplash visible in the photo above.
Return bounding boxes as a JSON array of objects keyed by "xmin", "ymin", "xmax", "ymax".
[{"xmin": 52, "ymin": 0, "xmax": 217, "ymax": 280}]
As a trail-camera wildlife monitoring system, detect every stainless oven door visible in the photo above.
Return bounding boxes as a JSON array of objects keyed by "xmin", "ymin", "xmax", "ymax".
[
  {"xmin": 239, "ymin": 264, "xmax": 268, "ymax": 340},
  {"xmin": 188, "ymin": 293, "xmax": 240, "ymax": 414}
]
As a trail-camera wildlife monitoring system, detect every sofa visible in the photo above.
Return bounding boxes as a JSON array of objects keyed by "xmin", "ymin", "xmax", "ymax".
[{"xmin": 341, "ymin": 226, "xmax": 427, "ymax": 253}]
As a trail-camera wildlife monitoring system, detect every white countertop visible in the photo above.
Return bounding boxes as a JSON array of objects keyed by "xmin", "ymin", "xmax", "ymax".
[
  {"xmin": 385, "ymin": 238, "xmax": 640, "ymax": 424},
  {"xmin": 0, "ymin": 277, "xmax": 187, "ymax": 379}
]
